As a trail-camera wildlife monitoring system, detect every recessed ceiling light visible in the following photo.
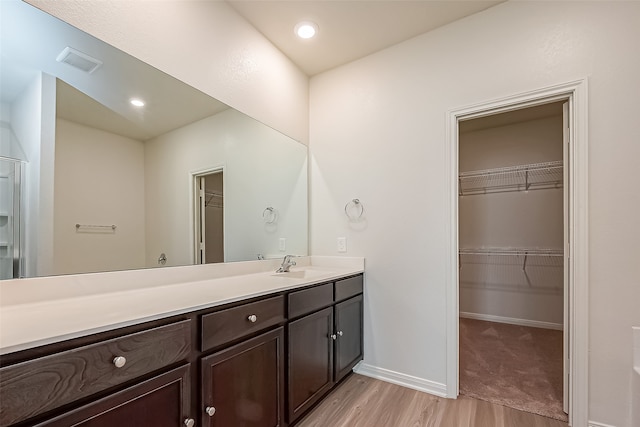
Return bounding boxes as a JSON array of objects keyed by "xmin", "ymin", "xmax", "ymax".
[
  {"xmin": 294, "ymin": 21, "xmax": 318, "ymax": 39},
  {"xmin": 130, "ymin": 98, "xmax": 145, "ymax": 107}
]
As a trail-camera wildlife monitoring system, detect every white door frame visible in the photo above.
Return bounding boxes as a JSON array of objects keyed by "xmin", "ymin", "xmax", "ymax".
[{"xmin": 444, "ymin": 79, "xmax": 589, "ymax": 427}]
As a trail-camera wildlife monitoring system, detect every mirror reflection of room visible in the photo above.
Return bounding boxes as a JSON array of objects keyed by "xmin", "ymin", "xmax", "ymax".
[{"xmin": 0, "ymin": 0, "xmax": 308, "ymax": 279}]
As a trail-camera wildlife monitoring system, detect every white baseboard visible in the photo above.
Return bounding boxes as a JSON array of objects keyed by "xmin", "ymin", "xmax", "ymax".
[
  {"xmin": 460, "ymin": 311, "xmax": 563, "ymax": 330},
  {"xmin": 588, "ymin": 421, "xmax": 618, "ymax": 427},
  {"xmin": 354, "ymin": 363, "xmax": 447, "ymax": 398}
]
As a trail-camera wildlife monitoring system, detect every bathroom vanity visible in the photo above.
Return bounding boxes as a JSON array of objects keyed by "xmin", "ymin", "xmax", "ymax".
[{"xmin": 0, "ymin": 258, "xmax": 364, "ymax": 427}]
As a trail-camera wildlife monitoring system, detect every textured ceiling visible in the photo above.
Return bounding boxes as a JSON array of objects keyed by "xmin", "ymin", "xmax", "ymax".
[
  {"xmin": 2, "ymin": 1, "xmax": 506, "ymax": 140},
  {"xmin": 227, "ymin": 0, "xmax": 504, "ymax": 76}
]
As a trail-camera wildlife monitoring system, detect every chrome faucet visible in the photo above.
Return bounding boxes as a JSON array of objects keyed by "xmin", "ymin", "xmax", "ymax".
[{"xmin": 276, "ymin": 255, "xmax": 296, "ymax": 273}]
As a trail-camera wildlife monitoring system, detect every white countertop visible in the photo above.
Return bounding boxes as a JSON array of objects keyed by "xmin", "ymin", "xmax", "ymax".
[{"xmin": 0, "ymin": 256, "xmax": 364, "ymax": 355}]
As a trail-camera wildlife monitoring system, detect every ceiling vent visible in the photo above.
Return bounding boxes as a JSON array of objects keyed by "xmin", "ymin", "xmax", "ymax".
[{"xmin": 56, "ymin": 47, "xmax": 102, "ymax": 74}]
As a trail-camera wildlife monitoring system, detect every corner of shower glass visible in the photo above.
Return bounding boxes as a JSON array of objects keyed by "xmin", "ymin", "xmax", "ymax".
[{"xmin": 0, "ymin": 121, "xmax": 27, "ymax": 279}]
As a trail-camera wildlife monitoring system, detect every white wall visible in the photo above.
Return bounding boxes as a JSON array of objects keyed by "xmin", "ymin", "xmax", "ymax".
[
  {"xmin": 1, "ymin": 114, "xmax": 28, "ymax": 162},
  {"xmin": 459, "ymin": 115, "xmax": 564, "ymax": 327},
  {"xmin": 309, "ymin": 2, "xmax": 640, "ymax": 426},
  {"xmin": 0, "ymin": 103, "xmax": 8, "ymax": 122},
  {"xmin": 10, "ymin": 72, "xmax": 56, "ymax": 277},
  {"xmin": 459, "ymin": 115, "xmax": 564, "ymax": 172},
  {"xmin": 144, "ymin": 108, "xmax": 307, "ymax": 268},
  {"xmin": 25, "ymin": 0, "xmax": 309, "ymax": 145},
  {"xmin": 53, "ymin": 111, "xmax": 306, "ymax": 274},
  {"xmin": 53, "ymin": 119, "xmax": 146, "ymax": 275}
]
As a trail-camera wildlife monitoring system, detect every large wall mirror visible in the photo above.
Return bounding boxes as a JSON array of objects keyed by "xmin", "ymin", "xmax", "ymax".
[{"xmin": 0, "ymin": 0, "xmax": 308, "ymax": 280}]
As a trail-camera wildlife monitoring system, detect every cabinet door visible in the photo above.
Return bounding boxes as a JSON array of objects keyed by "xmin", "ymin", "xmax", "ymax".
[
  {"xmin": 201, "ymin": 327, "xmax": 284, "ymax": 427},
  {"xmin": 334, "ymin": 294, "xmax": 364, "ymax": 383},
  {"xmin": 35, "ymin": 364, "xmax": 191, "ymax": 427},
  {"xmin": 287, "ymin": 307, "xmax": 334, "ymax": 423}
]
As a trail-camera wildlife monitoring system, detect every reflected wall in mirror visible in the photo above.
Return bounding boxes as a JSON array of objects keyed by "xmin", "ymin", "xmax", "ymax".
[{"xmin": 0, "ymin": 0, "xmax": 308, "ymax": 279}]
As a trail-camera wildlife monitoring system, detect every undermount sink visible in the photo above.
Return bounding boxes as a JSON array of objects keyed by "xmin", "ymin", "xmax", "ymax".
[{"xmin": 271, "ymin": 269, "xmax": 328, "ymax": 279}]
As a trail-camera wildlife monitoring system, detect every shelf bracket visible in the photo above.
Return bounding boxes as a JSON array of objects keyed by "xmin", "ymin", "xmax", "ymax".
[
  {"xmin": 522, "ymin": 252, "xmax": 528, "ymax": 271},
  {"xmin": 525, "ymin": 170, "xmax": 530, "ymax": 191},
  {"xmin": 458, "ymin": 177, "xmax": 463, "ymax": 196}
]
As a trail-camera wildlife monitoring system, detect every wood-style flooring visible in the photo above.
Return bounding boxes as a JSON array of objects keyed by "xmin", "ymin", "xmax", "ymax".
[{"xmin": 296, "ymin": 374, "xmax": 568, "ymax": 427}]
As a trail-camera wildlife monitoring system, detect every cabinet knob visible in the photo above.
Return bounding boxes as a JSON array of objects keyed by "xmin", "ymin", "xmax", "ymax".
[
  {"xmin": 330, "ymin": 334, "xmax": 337, "ymax": 340},
  {"xmin": 337, "ymin": 330, "xmax": 344, "ymax": 337},
  {"xmin": 112, "ymin": 356, "xmax": 127, "ymax": 368},
  {"xmin": 205, "ymin": 406, "xmax": 216, "ymax": 417},
  {"xmin": 247, "ymin": 314, "xmax": 258, "ymax": 323},
  {"xmin": 184, "ymin": 418, "xmax": 195, "ymax": 427}
]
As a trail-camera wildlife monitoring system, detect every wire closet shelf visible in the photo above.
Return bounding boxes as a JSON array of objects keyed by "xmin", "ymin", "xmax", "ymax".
[
  {"xmin": 459, "ymin": 247, "xmax": 564, "ymax": 271},
  {"xmin": 204, "ymin": 190, "xmax": 223, "ymax": 208},
  {"xmin": 459, "ymin": 160, "xmax": 563, "ymax": 195}
]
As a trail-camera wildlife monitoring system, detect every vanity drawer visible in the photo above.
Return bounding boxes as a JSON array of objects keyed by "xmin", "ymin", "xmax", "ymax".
[
  {"xmin": 201, "ymin": 295, "xmax": 285, "ymax": 352},
  {"xmin": 0, "ymin": 320, "xmax": 191, "ymax": 426},
  {"xmin": 335, "ymin": 275, "xmax": 363, "ymax": 302},
  {"xmin": 288, "ymin": 283, "xmax": 333, "ymax": 318}
]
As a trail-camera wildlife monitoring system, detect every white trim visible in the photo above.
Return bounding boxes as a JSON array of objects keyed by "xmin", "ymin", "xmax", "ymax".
[
  {"xmin": 588, "ymin": 422, "xmax": 618, "ymax": 427},
  {"xmin": 459, "ymin": 312, "xmax": 563, "ymax": 331},
  {"xmin": 569, "ymin": 79, "xmax": 590, "ymax": 427},
  {"xmin": 562, "ymin": 100, "xmax": 570, "ymax": 414},
  {"xmin": 445, "ymin": 79, "xmax": 589, "ymax": 427},
  {"xmin": 354, "ymin": 363, "xmax": 447, "ymax": 397}
]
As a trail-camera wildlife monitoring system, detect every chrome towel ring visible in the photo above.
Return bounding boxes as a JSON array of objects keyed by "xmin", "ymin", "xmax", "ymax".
[
  {"xmin": 344, "ymin": 199, "xmax": 364, "ymax": 220},
  {"xmin": 263, "ymin": 207, "xmax": 278, "ymax": 224}
]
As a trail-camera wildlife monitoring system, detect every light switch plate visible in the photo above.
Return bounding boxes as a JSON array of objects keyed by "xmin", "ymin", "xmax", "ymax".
[
  {"xmin": 279, "ymin": 238, "xmax": 286, "ymax": 251},
  {"xmin": 337, "ymin": 237, "xmax": 347, "ymax": 253}
]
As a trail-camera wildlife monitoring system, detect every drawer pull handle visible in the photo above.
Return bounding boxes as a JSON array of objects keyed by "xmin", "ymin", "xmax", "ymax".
[
  {"xmin": 330, "ymin": 334, "xmax": 337, "ymax": 340},
  {"xmin": 205, "ymin": 406, "xmax": 216, "ymax": 417},
  {"xmin": 184, "ymin": 418, "xmax": 195, "ymax": 427},
  {"xmin": 247, "ymin": 314, "xmax": 258, "ymax": 323},
  {"xmin": 337, "ymin": 330, "xmax": 344, "ymax": 337},
  {"xmin": 112, "ymin": 356, "xmax": 127, "ymax": 368}
]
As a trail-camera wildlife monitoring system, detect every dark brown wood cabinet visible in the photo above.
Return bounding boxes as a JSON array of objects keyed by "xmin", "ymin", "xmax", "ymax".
[
  {"xmin": 0, "ymin": 273, "xmax": 363, "ymax": 427},
  {"xmin": 201, "ymin": 296, "xmax": 285, "ymax": 352},
  {"xmin": 287, "ymin": 275, "xmax": 364, "ymax": 424},
  {"xmin": 34, "ymin": 364, "xmax": 191, "ymax": 427},
  {"xmin": 201, "ymin": 327, "xmax": 285, "ymax": 427},
  {"xmin": 334, "ymin": 294, "xmax": 364, "ymax": 383},
  {"xmin": 0, "ymin": 320, "xmax": 191, "ymax": 426},
  {"xmin": 287, "ymin": 307, "xmax": 334, "ymax": 422}
]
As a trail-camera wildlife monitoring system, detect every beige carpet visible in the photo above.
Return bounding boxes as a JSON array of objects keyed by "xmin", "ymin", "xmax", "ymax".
[{"xmin": 459, "ymin": 317, "xmax": 567, "ymax": 422}]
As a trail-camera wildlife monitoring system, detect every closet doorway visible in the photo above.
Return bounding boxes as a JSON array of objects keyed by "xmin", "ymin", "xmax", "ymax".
[
  {"xmin": 457, "ymin": 101, "xmax": 568, "ymax": 421},
  {"xmin": 194, "ymin": 169, "xmax": 224, "ymax": 264}
]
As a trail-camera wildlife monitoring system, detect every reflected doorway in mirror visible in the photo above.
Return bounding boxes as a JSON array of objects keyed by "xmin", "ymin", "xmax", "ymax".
[{"xmin": 194, "ymin": 169, "xmax": 224, "ymax": 264}]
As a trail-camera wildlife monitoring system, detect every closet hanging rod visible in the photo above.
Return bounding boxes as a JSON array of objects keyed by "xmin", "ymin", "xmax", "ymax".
[{"xmin": 459, "ymin": 248, "xmax": 563, "ymax": 271}]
